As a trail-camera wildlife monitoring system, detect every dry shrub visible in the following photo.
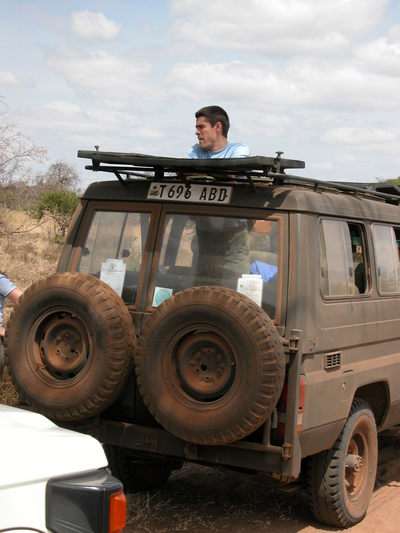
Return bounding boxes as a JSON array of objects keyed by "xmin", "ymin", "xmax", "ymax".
[{"xmin": 0, "ymin": 209, "xmax": 61, "ymax": 404}]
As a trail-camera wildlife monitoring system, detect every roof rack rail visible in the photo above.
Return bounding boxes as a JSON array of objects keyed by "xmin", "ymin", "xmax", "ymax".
[
  {"xmin": 77, "ymin": 149, "xmax": 400, "ymax": 205},
  {"xmin": 77, "ymin": 150, "xmax": 305, "ymax": 190},
  {"xmin": 330, "ymin": 181, "xmax": 400, "ymax": 203}
]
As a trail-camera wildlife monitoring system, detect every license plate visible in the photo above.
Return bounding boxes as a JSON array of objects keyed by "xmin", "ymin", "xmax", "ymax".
[{"xmin": 147, "ymin": 182, "xmax": 232, "ymax": 204}]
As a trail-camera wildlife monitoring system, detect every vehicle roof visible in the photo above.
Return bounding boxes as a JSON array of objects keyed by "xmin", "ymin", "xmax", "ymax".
[
  {"xmin": 81, "ymin": 179, "xmax": 400, "ymax": 224},
  {"xmin": 78, "ymin": 150, "xmax": 400, "ymax": 223}
]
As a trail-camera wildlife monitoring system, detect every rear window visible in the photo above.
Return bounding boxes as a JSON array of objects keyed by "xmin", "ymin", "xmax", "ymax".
[
  {"xmin": 75, "ymin": 209, "xmax": 282, "ymax": 318},
  {"xmin": 155, "ymin": 213, "xmax": 280, "ymax": 317},
  {"xmin": 77, "ymin": 210, "xmax": 151, "ymax": 304}
]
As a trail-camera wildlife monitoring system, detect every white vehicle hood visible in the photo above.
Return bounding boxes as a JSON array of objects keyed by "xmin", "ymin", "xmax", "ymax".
[{"xmin": 0, "ymin": 404, "xmax": 108, "ymax": 487}]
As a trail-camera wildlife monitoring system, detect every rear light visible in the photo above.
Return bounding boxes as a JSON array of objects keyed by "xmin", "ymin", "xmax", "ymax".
[
  {"xmin": 46, "ymin": 468, "xmax": 126, "ymax": 533},
  {"xmin": 277, "ymin": 375, "xmax": 305, "ymax": 438},
  {"xmin": 109, "ymin": 490, "xmax": 127, "ymax": 533}
]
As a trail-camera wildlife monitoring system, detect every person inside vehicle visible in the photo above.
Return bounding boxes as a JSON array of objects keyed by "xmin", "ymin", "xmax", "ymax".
[
  {"xmin": 0, "ymin": 272, "xmax": 22, "ymax": 381},
  {"xmin": 187, "ymin": 106, "xmax": 251, "ymax": 286},
  {"xmin": 187, "ymin": 105, "xmax": 250, "ymax": 159}
]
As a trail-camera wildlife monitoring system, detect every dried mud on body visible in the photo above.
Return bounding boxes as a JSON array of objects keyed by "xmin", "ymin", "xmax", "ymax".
[
  {"xmin": 124, "ymin": 429, "xmax": 400, "ymax": 533},
  {"xmin": 2, "ymin": 210, "xmax": 400, "ymax": 533}
]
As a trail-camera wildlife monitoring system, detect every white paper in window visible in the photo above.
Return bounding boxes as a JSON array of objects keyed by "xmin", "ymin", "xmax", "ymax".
[
  {"xmin": 100, "ymin": 258, "xmax": 126, "ymax": 297},
  {"xmin": 237, "ymin": 274, "xmax": 263, "ymax": 306}
]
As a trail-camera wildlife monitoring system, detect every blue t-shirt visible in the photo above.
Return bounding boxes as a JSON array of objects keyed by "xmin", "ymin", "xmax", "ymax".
[
  {"xmin": 187, "ymin": 142, "xmax": 250, "ymax": 159},
  {"xmin": 250, "ymin": 260, "xmax": 278, "ymax": 283},
  {"xmin": 0, "ymin": 275, "xmax": 16, "ymax": 326}
]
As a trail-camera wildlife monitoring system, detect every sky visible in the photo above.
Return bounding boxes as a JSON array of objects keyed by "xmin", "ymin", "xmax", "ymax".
[{"xmin": 1, "ymin": 0, "xmax": 400, "ymax": 188}]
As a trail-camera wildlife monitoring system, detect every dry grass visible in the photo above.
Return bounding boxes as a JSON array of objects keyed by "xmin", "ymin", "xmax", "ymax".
[
  {"xmin": 123, "ymin": 463, "xmax": 309, "ymax": 532},
  {"xmin": 1, "ymin": 209, "xmax": 61, "ymax": 289},
  {"xmin": 0, "ymin": 208, "xmax": 61, "ymax": 405}
]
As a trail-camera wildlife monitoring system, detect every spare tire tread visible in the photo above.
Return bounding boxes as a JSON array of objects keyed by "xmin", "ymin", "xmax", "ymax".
[
  {"xmin": 5, "ymin": 272, "xmax": 135, "ymax": 421},
  {"xmin": 135, "ymin": 286, "xmax": 285, "ymax": 445}
]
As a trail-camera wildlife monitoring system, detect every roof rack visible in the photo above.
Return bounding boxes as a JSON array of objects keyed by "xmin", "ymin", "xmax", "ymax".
[
  {"xmin": 270, "ymin": 175, "xmax": 400, "ymax": 205},
  {"xmin": 77, "ymin": 150, "xmax": 400, "ymax": 205},
  {"xmin": 330, "ymin": 181, "xmax": 400, "ymax": 204},
  {"xmin": 77, "ymin": 150, "xmax": 305, "ymax": 191}
]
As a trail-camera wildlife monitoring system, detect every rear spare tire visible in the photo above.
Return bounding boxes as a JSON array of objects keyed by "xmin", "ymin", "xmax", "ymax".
[
  {"xmin": 5, "ymin": 272, "xmax": 135, "ymax": 421},
  {"xmin": 135, "ymin": 286, "xmax": 285, "ymax": 445}
]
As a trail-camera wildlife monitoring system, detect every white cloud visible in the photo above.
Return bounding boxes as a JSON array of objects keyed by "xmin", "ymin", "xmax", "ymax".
[
  {"xmin": 46, "ymin": 47, "xmax": 161, "ymax": 102},
  {"xmin": 20, "ymin": 100, "xmax": 162, "ymax": 136},
  {"xmin": 321, "ymin": 126, "xmax": 399, "ymax": 149},
  {"xmin": 169, "ymin": 59, "xmax": 400, "ymax": 112},
  {"xmin": 169, "ymin": 0, "xmax": 388, "ymax": 55},
  {"xmin": 355, "ymin": 24, "xmax": 400, "ymax": 77},
  {"xmin": 0, "ymin": 70, "xmax": 24, "ymax": 87},
  {"xmin": 70, "ymin": 10, "xmax": 120, "ymax": 42},
  {"xmin": 309, "ymin": 160, "xmax": 334, "ymax": 172},
  {"xmin": 13, "ymin": 99, "xmax": 164, "ymax": 176}
]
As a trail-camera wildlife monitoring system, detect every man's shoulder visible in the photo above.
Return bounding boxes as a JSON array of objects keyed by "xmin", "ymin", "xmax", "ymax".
[
  {"xmin": 228, "ymin": 143, "xmax": 250, "ymax": 155},
  {"xmin": 224, "ymin": 143, "xmax": 250, "ymax": 158},
  {"xmin": 187, "ymin": 144, "xmax": 201, "ymax": 159}
]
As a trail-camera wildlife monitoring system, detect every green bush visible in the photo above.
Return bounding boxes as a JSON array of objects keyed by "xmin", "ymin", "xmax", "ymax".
[{"xmin": 31, "ymin": 190, "xmax": 79, "ymax": 241}]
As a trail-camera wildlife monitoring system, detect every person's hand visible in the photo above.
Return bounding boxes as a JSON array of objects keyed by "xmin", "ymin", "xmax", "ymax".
[{"xmin": 0, "ymin": 326, "xmax": 5, "ymax": 337}]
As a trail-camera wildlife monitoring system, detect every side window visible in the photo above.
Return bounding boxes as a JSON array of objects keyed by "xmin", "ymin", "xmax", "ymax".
[
  {"xmin": 320, "ymin": 219, "xmax": 368, "ymax": 297},
  {"xmin": 371, "ymin": 224, "xmax": 400, "ymax": 294}
]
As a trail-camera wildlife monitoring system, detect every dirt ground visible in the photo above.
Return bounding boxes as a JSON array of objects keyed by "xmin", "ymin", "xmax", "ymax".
[{"xmin": 123, "ymin": 427, "xmax": 400, "ymax": 533}]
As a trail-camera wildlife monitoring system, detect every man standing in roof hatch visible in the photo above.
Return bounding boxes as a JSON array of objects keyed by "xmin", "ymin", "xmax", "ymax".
[
  {"xmin": 186, "ymin": 106, "xmax": 251, "ymax": 286},
  {"xmin": 187, "ymin": 105, "xmax": 250, "ymax": 159}
]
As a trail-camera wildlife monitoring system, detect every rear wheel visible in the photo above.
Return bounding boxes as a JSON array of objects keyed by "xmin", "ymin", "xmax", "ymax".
[
  {"xmin": 104, "ymin": 445, "xmax": 180, "ymax": 492},
  {"xmin": 308, "ymin": 398, "xmax": 378, "ymax": 528}
]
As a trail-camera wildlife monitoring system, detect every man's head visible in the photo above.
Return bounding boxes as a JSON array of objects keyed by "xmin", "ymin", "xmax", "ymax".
[{"xmin": 194, "ymin": 105, "xmax": 230, "ymax": 152}]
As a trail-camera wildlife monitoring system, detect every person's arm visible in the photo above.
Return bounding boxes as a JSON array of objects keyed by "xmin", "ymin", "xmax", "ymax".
[
  {"xmin": 7, "ymin": 288, "xmax": 22, "ymax": 305},
  {"xmin": 0, "ymin": 288, "xmax": 22, "ymax": 337}
]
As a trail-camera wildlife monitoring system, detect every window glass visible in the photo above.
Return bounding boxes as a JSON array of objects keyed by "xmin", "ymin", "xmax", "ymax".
[
  {"xmin": 77, "ymin": 211, "xmax": 151, "ymax": 304},
  {"xmin": 320, "ymin": 219, "xmax": 367, "ymax": 296},
  {"xmin": 350, "ymin": 224, "xmax": 368, "ymax": 295},
  {"xmin": 372, "ymin": 224, "xmax": 400, "ymax": 293},
  {"xmin": 154, "ymin": 214, "xmax": 280, "ymax": 317}
]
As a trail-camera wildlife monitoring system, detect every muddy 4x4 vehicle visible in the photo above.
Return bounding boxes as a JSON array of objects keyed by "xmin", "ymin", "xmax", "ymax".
[{"xmin": 6, "ymin": 151, "xmax": 400, "ymax": 528}]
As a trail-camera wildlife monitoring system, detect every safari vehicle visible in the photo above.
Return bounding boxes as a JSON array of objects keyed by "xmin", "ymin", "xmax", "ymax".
[{"xmin": 6, "ymin": 150, "xmax": 400, "ymax": 528}]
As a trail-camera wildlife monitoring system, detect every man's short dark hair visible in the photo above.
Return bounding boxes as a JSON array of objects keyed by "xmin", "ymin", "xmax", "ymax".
[{"xmin": 195, "ymin": 106, "xmax": 230, "ymax": 137}]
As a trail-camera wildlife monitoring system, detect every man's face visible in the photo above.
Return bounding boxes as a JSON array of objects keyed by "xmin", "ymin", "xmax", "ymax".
[{"xmin": 195, "ymin": 116, "xmax": 220, "ymax": 151}]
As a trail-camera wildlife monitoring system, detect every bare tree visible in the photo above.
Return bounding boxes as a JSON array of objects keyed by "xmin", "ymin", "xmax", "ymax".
[
  {"xmin": 35, "ymin": 161, "xmax": 80, "ymax": 192},
  {"xmin": 0, "ymin": 113, "xmax": 47, "ymax": 188}
]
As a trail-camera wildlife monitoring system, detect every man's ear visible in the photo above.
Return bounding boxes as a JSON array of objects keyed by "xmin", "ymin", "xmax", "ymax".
[{"xmin": 215, "ymin": 121, "xmax": 223, "ymax": 135}]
